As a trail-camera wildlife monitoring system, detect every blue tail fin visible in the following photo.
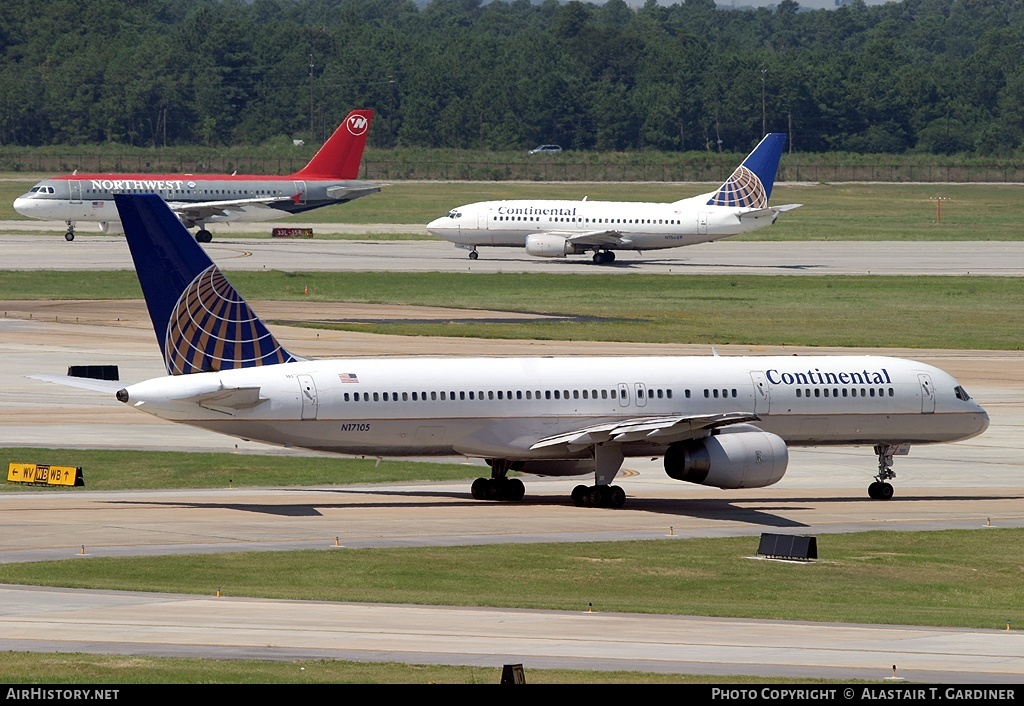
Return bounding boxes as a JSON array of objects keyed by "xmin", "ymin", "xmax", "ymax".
[
  {"xmin": 706, "ymin": 133, "xmax": 787, "ymax": 208},
  {"xmin": 114, "ymin": 194, "xmax": 298, "ymax": 375}
]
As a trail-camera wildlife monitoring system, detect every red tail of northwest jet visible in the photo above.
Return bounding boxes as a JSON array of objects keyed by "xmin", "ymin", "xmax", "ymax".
[{"xmin": 292, "ymin": 109, "xmax": 374, "ymax": 180}]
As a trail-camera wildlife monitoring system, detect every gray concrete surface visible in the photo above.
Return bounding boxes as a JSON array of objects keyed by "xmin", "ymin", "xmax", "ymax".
[{"xmin": 0, "ymin": 229, "xmax": 1022, "ymax": 275}]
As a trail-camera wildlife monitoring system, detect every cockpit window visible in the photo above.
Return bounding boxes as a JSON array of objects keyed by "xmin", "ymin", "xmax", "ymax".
[
  {"xmin": 446, "ymin": 210, "xmax": 461, "ymax": 219},
  {"xmin": 954, "ymin": 385, "xmax": 971, "ymax": 401}
]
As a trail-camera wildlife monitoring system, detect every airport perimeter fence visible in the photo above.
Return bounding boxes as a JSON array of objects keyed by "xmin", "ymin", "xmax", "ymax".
[{"xmin": 2, "ymin": 153, "xmax": 1024, "ymax": 183}]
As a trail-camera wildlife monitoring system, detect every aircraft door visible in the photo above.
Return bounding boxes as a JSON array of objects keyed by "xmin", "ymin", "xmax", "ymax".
[
  {"xmin": 69, "ymin": 180, "xmax": 82, "ymax": 204},
  {"xmin": 478, "ymin": 207, "xmax": 488, "ymax": 230},
  {"xmin": 617, "ymin": 383, "xmax": 630, "ymax": 407},
  {"xmin": 697, "ymin": 212, "xmax": 708, "ymax": 235},
  {"xmin": 918, "ymin": 373, "xmax": 935, "ymax": 414},
  {"xmin": 634, "ymin": 383, "xmax": 648, "ymax": 408},
  {"xmin": 297, "ymin": 374, "xmax": 318, "ymax": 420},
  {"xmin": 750, "ymin": 371, "xmax": 771, "ymax": 415},
  {"xmin": 292, "ymin": 181, "xmax": 307, "ymax": 206}
]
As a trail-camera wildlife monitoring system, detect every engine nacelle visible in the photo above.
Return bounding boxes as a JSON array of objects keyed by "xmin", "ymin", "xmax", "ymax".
[
  {"xmin": 664, "ymin": 431, "xmax": 788, "ymax": 489},
  {"xmin": 525, "ymin": 233, "xmax": 575, "ymax": 257},
  {"xmin": 98, "ymin": 221, "xmax": 125, "ymax": 235}
]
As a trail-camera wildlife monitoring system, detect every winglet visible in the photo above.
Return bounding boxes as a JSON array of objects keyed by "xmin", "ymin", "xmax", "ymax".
[
  {"xmin": 705, "ymin": 133, "xmax": 787, "ymax": 208},
  {"xmin": 291, "ymin": 109, "xmax": 374, "ymax": 180},
  {"xmin": 114, "ymin": 194, "xmax": 299, "ymax": 375}
]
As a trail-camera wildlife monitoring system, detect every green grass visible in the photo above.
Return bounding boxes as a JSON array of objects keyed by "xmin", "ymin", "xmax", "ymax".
[
  {"xmin": 3, "ymin": 178, "xmax": 1024, "ymax": 241},
  {"xmin": 1, "ymin": 271, "xmax": 1020, "ymax": 350},
  {"xmin": 0, "ymin": 652, "xmax": 828, "ymax": 684},
  {"xmin": 0, "ymin": 448, "xmax": 479, "ymax": 492},
  {"xmin": 1, "ymin": 529, "xmax": 1021, "ymax": 632}
]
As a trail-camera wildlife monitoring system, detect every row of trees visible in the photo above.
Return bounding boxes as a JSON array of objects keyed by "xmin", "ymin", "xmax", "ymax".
[{"xmin": 1, "ymin": 0, "xmax": 1022, "ymax": 155}]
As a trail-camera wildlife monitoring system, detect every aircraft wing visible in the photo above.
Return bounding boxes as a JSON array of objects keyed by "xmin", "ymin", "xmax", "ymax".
[
  {"xmin": 738, "ymin": 203, "xmax": 803, "ymax": 220},
  {"xmin": 562, "ymin": 229, "xmax": 628, "ymax": 247},
  {"xmin": 529, "ymin": 411, "xmax": 760, "ymax": 453},
  {"xmin": 166, "ymin": 197, "xmax": 283, "ymax": 222}
]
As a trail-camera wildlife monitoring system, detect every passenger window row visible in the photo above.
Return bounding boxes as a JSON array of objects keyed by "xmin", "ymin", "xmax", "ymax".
[
  {"xmin": 795, "ymin": 387, "xmax": 895, "ymax": 398},
  {"xmin": 341, "ymin": 387, "xmax": 676, "ymax": 403}
]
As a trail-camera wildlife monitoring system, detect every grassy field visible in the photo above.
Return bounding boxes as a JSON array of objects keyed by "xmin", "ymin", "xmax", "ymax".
[
  {"xmin": 3, "ymin": 177, "xmax": 1024, "ymax": 241},
  {"xmin": 0, "ymin": 527, "xmax": 1021, "ymax": 632},
  {"xmin": 1, "ymin": 270, "xmax": 1020, "ymax": 350},
  {"xmin": 0, "ymin": 448, "xmax": 477, "ymax": 492}
]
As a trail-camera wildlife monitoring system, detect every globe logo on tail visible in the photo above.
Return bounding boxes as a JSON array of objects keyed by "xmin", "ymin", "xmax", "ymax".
[
  {"xmin": 163, "ymin": 265, "xmax": 295, "ymax": 375},
  {"xmin": 706, "ymin": 166, "xmax": 768, "ymax": 209}
]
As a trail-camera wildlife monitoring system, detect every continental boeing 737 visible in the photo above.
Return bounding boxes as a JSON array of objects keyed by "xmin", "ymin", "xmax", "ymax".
[
  {"xmin": 427, "ymin": 133, "xmax": 801, "ymax": 263},
  {"xmin": 14, "ymin": 109, "xmax": 379, "ymax": 242},
  {"xmin": 32, "ymin": 194, "xmax": 988, "ymax": 508}
]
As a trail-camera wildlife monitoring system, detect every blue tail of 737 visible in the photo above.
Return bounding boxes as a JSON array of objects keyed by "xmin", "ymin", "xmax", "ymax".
[
  {"xmin": 114, "ymin": 193, "xmax": 298, "ymax": 376},
  {"xmin": 705, "ymin": 133, "xmax": 787, "ymax": 209}
]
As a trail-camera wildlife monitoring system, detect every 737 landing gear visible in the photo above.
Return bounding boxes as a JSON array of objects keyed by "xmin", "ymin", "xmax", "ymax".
[
  {"xmin": 468, "ymin": 247, "xmax": 479, "ymax": 260},
  {"xmin": 64, "ymin": 220, "xmax": 75, "ymax": 241},
  {"xmin": 592, "ymin": 250, "xmax": 616, "ymax": 265},
  {"xmin": 868, "ymin": 443, "xmax": 899, "ymax": 500},
  {"xmin": 571, "ymin": 483, "xmax": 626, "ymax": 508},
  {"xmin": 471, "ymin": 459, "xmax": 525, "ymax": 501}
]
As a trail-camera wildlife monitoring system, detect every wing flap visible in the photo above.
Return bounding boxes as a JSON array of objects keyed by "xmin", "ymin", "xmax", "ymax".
[
  {"xmin": 565, "ymin": 229, "xmax": 627, "ymax": 247},
  {"xmin": 530, "ymin": 412, "xmax": 760, "ymax": 452}
]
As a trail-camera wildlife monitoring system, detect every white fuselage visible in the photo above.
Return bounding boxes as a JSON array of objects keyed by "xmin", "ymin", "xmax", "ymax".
[
  {"xmin": 426, "ymin": 193, "xmax": 778, "ymax": 252},
  {"xmin": 120, "ymin": 354, "xmax": 988, "ymax": 468},
  {"xmin": 13, "ymin": 175, "xmax": 375, "ymax": 230}
]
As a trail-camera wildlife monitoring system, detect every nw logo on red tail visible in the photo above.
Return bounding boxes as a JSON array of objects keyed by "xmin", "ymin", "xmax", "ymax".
[{"xmin": 346, "ymin": 115, "xmax": 369, "ymax": 136}]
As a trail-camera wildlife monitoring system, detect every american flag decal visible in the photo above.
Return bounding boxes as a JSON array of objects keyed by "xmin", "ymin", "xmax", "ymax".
[{"xmin": 339, "ymin": 373, "xmax": 359, "ymax": 383}]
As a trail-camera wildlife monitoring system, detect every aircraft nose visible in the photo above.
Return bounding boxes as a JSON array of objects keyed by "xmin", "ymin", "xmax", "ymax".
[{"xmin": 13, "ymin": 196, "xmax": 35, "ymax": 217}]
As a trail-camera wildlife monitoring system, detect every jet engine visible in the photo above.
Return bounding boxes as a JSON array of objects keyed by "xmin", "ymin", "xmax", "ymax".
[
  {"xmin": 98, "ymin": 221, "xmax": 125, "ymax": 235},
  {"xmin": 525, "ymin": 233, "xmax": 578, "ymax": 257},
  {"xmin": 663, "ymin": 430, "xmax": 788, "ymax": 489}
]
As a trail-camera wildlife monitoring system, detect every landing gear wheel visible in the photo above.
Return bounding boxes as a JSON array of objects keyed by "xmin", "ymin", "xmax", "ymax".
[
  {"xmin": 469, "ymin": 250, "xmax": 479, "ymax": 260},
  {"xmin": 195, "ymin": 229, "xmax": 213, "ymax": 243},
  {"xmin": 471, "ymin": 477, "xmax": 489, "ymax": 500},
  {"xmin": 64, "ymin": 231, "xmax": 74, "ymax": 241},
  {"xmin": 506, "ymin": 477, "xmax": 525, "ymax": 501},
  {"xmin": 868, "ymin": 481, "xmax": 894, "ymax": 500},
  {"xmin": 592, "ymin": 251, "xmax": 615, "ymax": 264},
  {"xmin": 587, "ymin": 485, "xmax": 608, "ymax": 507},
  {"xmin": 607, "ymin": 485, "xmax": 626, "ymax": 508},
  {"xmin": 571, "ymin": 485, "xmax": 589, "ymax": 507},
  {"xmin": 471, "ymin": 475, "xmax": 525, "ymax": 502}
]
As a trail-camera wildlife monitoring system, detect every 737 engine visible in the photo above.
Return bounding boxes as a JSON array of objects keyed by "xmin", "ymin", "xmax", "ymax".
[
  {"xmin": 525, "ymin": 233, "xmax": 581, "ymax": 257},
  {"xmin": 664, "ymin": 430, "xmax": 788, "ymax": 489}
]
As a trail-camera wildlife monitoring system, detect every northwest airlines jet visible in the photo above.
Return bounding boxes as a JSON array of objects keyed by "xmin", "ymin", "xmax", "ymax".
[
  {"xmin": 13, "ymin": 109, "xmax": 379, "ymax": 242},
  {"xmin": 33, "ymin": 194, "xmax": 988, "ymax": 508},
  {"xmin": 428, "ymin": 133, "xmax": 801, "ymax": 263}
]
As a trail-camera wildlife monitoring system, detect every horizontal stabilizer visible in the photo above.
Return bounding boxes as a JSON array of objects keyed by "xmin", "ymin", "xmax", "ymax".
[
  {"xmin": 29, "ymin": 373, "xmax": 125, "ymax": 395},
  {"xmin": 325, "ymin": 184, "xmax": 382, "ymax": 201},
  {"xmin": 195, "ymin": 386, "xmax": 266, "ymax": 415},
  {"xmin": 738, "ymin": 203, "xmax": 803, "ymax": 220}
]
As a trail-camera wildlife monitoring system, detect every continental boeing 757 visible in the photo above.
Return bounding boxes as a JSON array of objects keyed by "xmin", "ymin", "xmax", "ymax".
[
  {"xmin": 14, "ymin": 109, "xmax": 379, "ymax": 242},
  {"xmin": 33, "ymin": 194, "xmax": 988, "ymax": 508},
  {"xmin": 427, "ymin": 133, "xmax": 801, "ymax": 263}
]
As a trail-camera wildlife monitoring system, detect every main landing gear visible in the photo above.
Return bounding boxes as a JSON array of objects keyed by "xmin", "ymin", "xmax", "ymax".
[
  {"xmin": 571, "ymin": 483, "xmax": 626, "ymax": 508},
  {"xmin": 592, "ymin": 250, "xmax": 615, "ymax": 264},
  {"xmin": 64, "ymin": 220, "xmax": 75, "ymax": 241},
  {"xmin": 468, "ymin": 247, "xmax": 479, "ymax": 260},
  {"xmin": 195, "ymin": 229, "xmax": 213, "ymax": 243},
  {"xmin": 868, "ymin": 443, "xmax": 901, "ymax": 500},
  {"xmin": 471, "ymin": 459, "xmax": 525, "ymax": 501}
]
